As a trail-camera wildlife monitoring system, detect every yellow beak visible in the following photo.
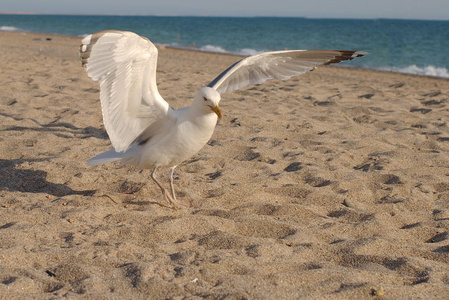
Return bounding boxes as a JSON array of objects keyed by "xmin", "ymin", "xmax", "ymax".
[{"xmin": 209, "ymin": 105, "xmax": 222, "ymax": 120}]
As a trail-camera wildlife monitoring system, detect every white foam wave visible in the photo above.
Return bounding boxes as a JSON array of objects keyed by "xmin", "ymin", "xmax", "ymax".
[
  {"xmin": 199, "ymin": 45, "xmax": 227, "ymax": 53},
  {"xmin": 237, "ymin": 48, "xmax": 264, "ymax": 56},
  {"xmin": 380, "ymin": 65, "xmax": 449, "ymax": 78},
  {"xmin": 198, "ymin": 45, "xmax": 264, "ymax": 57},
  {"xmin": 0, "ymin": 26, "xmax": 21, "ymax": 32}
]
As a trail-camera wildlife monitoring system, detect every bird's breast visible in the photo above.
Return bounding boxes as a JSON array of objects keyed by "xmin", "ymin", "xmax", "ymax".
[
  {"xmin": 176, "ymin": 114, "xmax": 217, "ymax": 152},
  {"xmin": 137, "ymin": 113, "xmax": 218, "ymax": 168}
]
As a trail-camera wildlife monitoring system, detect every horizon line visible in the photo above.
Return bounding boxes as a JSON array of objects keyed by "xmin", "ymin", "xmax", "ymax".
[{"xmin": 1, "ymin": 12, "xmax": 448, "ymax": 22}]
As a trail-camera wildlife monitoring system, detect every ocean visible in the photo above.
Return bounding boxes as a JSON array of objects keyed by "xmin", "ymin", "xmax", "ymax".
[{"xmin": 1, "ymin": 14, "xmax": 449, "ymax": 78}]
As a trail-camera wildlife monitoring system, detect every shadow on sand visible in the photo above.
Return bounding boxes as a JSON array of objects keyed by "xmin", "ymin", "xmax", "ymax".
[{"xmin": 0, "ymin": 159, "xmax": 95, "ymax": 197}]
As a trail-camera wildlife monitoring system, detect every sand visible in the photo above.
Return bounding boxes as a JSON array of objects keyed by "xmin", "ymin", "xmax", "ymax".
[{"xmin": 1, "ymin": 31, "xmax": 449, "ymax": 299}]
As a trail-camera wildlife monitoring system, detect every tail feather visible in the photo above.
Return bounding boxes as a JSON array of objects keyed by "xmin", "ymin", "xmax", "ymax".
[{"xmin": 88, "ymin": 149, "xmax": 123, "ymax": 166}]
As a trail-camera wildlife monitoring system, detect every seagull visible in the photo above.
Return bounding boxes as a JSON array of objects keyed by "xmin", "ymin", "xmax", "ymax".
[{"xmin": 80, "ymin": 30, "xmax": 366, "ymax": 207}]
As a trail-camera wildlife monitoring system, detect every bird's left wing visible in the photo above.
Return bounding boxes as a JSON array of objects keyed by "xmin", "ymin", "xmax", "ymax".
[
  {"xmin": 80, "ymin": 30, "xmax": 173, "ymax": 152},
  {"xmin": 208, "ymin": 50, "xmax": 367, "ymax": 94}
]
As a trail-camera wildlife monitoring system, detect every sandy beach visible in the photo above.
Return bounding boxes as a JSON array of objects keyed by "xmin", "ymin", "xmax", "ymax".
[{"xmin": 1, "ymin": 31, "xmax": 449, "ymax": 299}]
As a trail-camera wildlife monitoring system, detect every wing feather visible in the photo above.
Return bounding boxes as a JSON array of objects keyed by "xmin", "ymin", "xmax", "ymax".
[
  {"xmin": 80, "ymin": 30, "xmax": 172, "ymax": 152},
  {"xmin": 208, "ymin": 50, "xmax": 367, "ymax": 94}
]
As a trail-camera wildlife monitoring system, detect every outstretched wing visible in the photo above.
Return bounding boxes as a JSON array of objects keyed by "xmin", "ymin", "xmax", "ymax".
[
  {"xmin": 80, "ymin": 30, "xmax": 173, "ymax": 152},
  {"xmin": 208, "ymin": 50, "xmax": 367, "ymax": 94}
]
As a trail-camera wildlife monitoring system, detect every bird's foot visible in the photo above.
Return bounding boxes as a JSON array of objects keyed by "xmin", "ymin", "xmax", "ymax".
[
  {"xmin": 163, "ymin": 191, "xmax": 190, "ymax": 208},
  {"xmin": 174, "ymin": 198, "xmax": 191, "ymax": 208}
]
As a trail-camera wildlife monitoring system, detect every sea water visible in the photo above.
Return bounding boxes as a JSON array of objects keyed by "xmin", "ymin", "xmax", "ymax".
[{"xmin": 1, "ymin": 14, "xmax": 448, "ymax": 78}]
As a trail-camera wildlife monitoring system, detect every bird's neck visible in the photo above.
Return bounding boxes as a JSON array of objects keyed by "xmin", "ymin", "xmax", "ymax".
[{"xmin": 187, "ymin": 105, "xmax": 217, "ymax": 124}]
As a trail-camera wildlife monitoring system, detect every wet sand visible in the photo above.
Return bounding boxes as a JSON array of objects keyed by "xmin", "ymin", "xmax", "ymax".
[{"xmin": 1, "ymin": 31, "xmax": 449, "ymax": 299}]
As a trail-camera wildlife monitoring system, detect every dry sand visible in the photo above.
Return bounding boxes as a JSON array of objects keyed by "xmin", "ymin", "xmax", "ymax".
[{"xmin": 1, "ymin": 31, "xmax": 449, "ymax": 299}]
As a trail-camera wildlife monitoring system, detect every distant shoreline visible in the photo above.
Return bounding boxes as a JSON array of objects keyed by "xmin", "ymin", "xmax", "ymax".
[
  {"xmin": 1, "ymin": 30, "xmax": 448, "ymax": 81},
  {"xmin": 1, "ymin": 16, "xmax": 448, "ymax": 78}
]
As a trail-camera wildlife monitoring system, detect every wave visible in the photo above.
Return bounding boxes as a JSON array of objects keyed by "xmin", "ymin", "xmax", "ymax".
[
  {"xmin": 199, "ymin": 44, "xmax": 227, "ymax": 53},
  {"xmin": 198, "ymin": 45, "xmax": 264, "ymax": 56},
  {"xmin": 201, "ymin": 46, "xmax": 263, "ymax": 56},
  {"xmin": 0, "ymin": 26, "xmax": 22, "ymax": 32},
  {"xmin": 379, "ymin": 65, "xmax": 449, "ymax": 78},
  {"xmin": 237, "ymin": 48, "xmax": 264, "ymax": 56}
]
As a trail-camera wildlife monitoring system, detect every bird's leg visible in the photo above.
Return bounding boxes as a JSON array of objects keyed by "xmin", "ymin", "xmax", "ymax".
[
  {"xmin": 169, "ymin": 166, "xmax": 190, "ymax": 207},
  {"xmin": 151, "ymin": 166, "xmax": 174, "ymax": 205},
  {"xmin": 169, "ymin": 166, "xmax": 177, "ymax": 201}
]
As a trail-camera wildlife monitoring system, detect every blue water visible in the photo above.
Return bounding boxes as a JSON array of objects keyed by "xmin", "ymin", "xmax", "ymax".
[{"xmin": 1, "ymin": 15, "xmax": 449, "ymax": 78}]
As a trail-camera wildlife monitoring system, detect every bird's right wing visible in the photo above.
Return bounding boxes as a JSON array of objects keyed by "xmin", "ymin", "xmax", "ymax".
[
  {"xmin": 80, "ymin": 30, "xmax": 174, "ymax": 152},
  {"xmin": 208, "ymin": 50, "xmax": 367, "ymax": 94}
]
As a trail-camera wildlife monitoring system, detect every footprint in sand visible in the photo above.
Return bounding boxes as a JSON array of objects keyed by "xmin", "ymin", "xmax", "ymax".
[{"xmin": 234, "ymin": 147, "xmax": 260, "ymax": 161}]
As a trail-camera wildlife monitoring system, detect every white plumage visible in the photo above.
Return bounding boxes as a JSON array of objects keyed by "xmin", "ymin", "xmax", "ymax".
[{"xmin": 80, "ymin": 30, "xmax": 366, "ymax": 207}]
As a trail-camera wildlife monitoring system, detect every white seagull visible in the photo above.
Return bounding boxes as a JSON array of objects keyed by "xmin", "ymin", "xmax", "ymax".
[{"xmin": 80, "ymin": 30, "xmax": 366, "ymax": 207}]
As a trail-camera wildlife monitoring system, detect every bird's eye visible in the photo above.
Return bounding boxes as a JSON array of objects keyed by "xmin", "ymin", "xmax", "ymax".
[{"xmin": 203, "ymin": 97, "xmax": 208, "ymax": 101}]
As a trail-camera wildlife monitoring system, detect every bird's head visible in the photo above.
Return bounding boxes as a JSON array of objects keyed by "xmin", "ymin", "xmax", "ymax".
[{"xmin": 194, "ymin": 87, "xmax": 222, "ymax": 119}]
